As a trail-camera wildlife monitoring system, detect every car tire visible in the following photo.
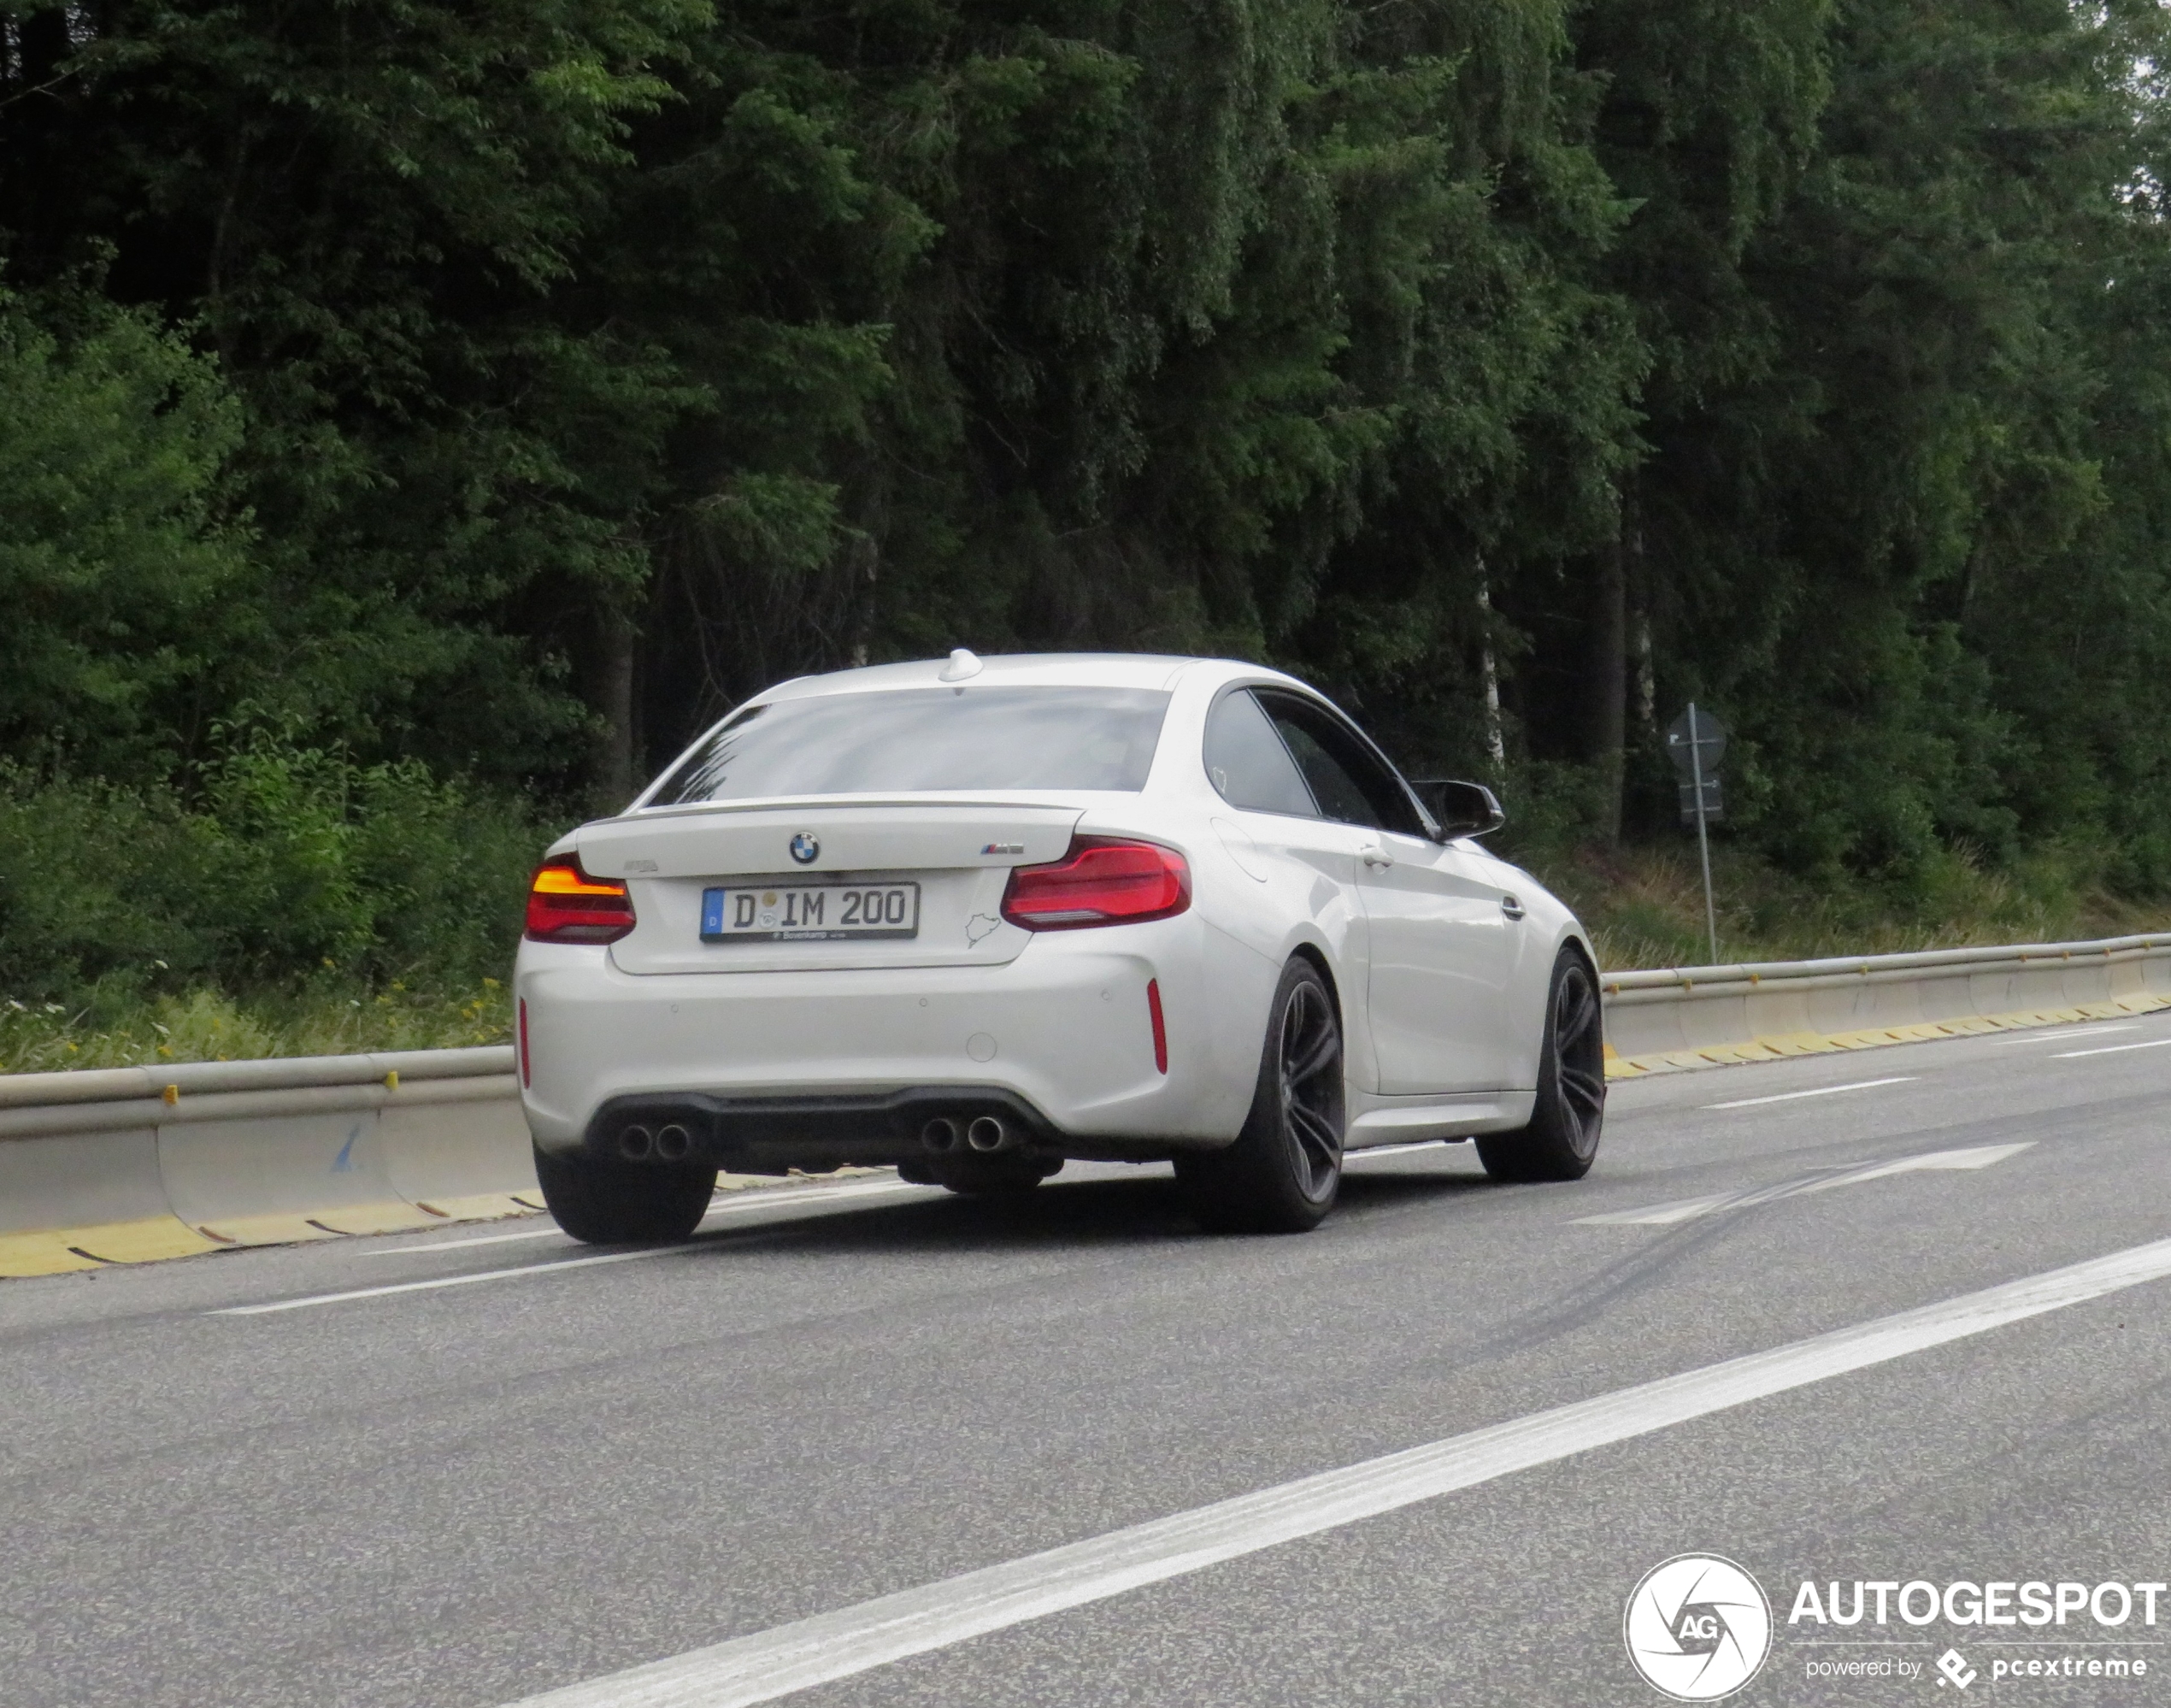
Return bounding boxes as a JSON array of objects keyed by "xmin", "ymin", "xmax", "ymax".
[
  {"xmin": 1176, "ymin": 957, "xmax": 1344, "ymax": 1233},
  {"xmin": 1475, "ymin": 947, "xmax": 1605, "ymax": 1182},
  {"xmin": 532, "ymin": 1143, "xmax": 716, "ymax": 1244}
]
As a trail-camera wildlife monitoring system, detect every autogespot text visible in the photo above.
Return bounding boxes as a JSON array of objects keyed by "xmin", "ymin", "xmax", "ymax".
[{"xmin": 1790, "ymin": 1579, "xmax": 2167, "ymax": 1628}]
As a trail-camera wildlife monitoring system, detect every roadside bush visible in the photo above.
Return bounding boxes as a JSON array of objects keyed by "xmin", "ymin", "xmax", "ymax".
[{"xmin": 0, "ymin": 728, "xmax": 545, "ymax": 1023}]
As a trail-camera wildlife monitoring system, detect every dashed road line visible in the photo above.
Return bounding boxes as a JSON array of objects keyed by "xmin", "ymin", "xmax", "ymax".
[
  {"xmin": 219, "ymin": 1180, "xmax": 935, "ymax": 1312},
  {"xmin": 1988, "ymin": 1023, "xmax": 2138, "ymax": 1046},
  {"xmin": 1574, "ymin": 1143, "xmax": 2033, "ymax": 1227},
  {"xmin": 212, "ymin": 1244, "xmax": 703, "ymax": 1314},
  {"xmin": 1706, "ymin": 1076, "xmax": 1915, "ymax": 1110},
  {"xmin": 2053, "ymin": 1038, "xmax": 2171, "ymax": 1059}
]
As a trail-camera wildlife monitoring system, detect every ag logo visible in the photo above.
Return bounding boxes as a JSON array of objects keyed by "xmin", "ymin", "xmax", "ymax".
[
  {"xmin": 1625, "ymin": 1554, "xmax": 1772, "ymax": 1700},
  {"xmin": 789, "ymin": 832, "xmax": 821, "ymax": 865}
]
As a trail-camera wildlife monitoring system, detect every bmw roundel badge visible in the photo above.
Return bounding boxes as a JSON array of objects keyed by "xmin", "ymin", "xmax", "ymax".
[{"xmin": 789, "ymin": 832, "xmax": 821, "ymax": 865}]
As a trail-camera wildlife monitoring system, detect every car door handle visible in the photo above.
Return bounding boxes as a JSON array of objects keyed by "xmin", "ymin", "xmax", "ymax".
[
  {"xmin": 1500, "ymin": 893, "xmax": 1526, "ymax": 921},
  {"xmin": 1361, "ymin": 843, "xmax": 1394, "ymax": 870}
]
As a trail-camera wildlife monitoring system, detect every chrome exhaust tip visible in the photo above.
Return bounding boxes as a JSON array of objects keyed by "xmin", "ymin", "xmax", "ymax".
[
  {"xmin": 967, "ymin": 1116, "xmax": 1009, "ymax": 1153},
  {"xmin": 619, "ymin": 1123, "xmax": 654, "ymax": 1161},
  {"xmin": 921, "ymin": 1116, "xmax": 962, "ymax": 1154},
  {"xmin": 655, "ymin": 1122, "xmax": 691, "ymax": 1162}
]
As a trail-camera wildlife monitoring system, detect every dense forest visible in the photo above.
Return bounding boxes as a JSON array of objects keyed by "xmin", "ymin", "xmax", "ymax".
[{"xmin": 3, "ymin": 0, "xmax": 2171, "ymax": 1049}]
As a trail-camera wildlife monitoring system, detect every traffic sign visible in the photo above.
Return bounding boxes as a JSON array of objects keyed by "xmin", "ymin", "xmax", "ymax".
[
  {"xmin": 1668, "ymin": 702, "xmax": 1727, "ymax": 963},
  {"xmin": 1666, "ymin": 705, "xmax": 1727, "ymax": 780},
  {"xmin": 1677, "ymin": 777, "xmax": 1723, "ymax": 823}
]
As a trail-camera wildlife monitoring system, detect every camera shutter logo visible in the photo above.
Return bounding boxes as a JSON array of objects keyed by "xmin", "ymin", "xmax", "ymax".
[
  {"xmin": 1624, "ymin": 1554, "xmax": 1773, "ymax": 1700},
  {"xmin": 789, "ymin": 832, "xmax": 821, "ymax": 866}
]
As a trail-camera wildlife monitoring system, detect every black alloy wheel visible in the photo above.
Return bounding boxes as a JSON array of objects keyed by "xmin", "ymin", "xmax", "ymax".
[
  {"xmin": 1177, "ymin": 957, "xmax": 1345, "ymax": 1232},
  {"xmin": 1476, "ymin": 948, "xmax": 1605, "ymax": 1182}
]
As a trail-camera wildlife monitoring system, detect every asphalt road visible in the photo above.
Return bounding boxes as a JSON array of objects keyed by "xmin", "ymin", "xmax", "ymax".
[{"xmin": 6, "ymin": 1014, "xmax": 2171, "ymax": 1708}]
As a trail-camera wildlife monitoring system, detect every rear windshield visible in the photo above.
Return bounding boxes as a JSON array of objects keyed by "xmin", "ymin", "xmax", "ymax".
[{"xmin": 646, "ymin": 686, "xmax": 1172, "ymax": 804}]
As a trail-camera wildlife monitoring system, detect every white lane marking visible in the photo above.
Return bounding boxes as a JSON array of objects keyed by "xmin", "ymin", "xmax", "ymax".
[
  {"xmin": 219, "ymin": 1181, "xmax": 938, "ymax": 1313},
  {"xmin": 1706, "ymin": 1076, "xmax": 1915, "ymax": 1110},
  {"xmin": 1989, "ymin": 1023, "xmax": 2138, "ymax": 1046},
  {"xmin": 362, "ymin": 1228, "xmax": 570, "ymax": 1256},
  {"xmin": 1808, "ymin": 1142, "xmax": 2033, "ymax": 1189},
  {"xmin": 361, "ymin": 1180, "xmax": 924, "ymax": 1257},
  {"xmin": 1574, "ymin": 1143, "xmax": 2033, "ymax": 1227},
  {"xmin": 2053, "ymin": 1038, "xmax": 2171, "ymax": 1059},
  {"xmin": 498, "ymin": 1234, "xmax": 2171, "ymax": 1708}
]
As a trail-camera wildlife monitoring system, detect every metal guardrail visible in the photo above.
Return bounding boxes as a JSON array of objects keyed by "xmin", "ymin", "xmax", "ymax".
[
  {"xmin": 0, "ymin": 1047, "xmax": 515, "ymax": 1138},
  {"xmin": 0, "ymin": 1045, "xmax": 532, "ymax": 1273},
  {"xmin": 1599, "ymin": 932, "xmax": 2171, "ymax": 1066},
  {"xmin": 1603, "ymin": 934, "xmax": 2171, "ymax": 998}
]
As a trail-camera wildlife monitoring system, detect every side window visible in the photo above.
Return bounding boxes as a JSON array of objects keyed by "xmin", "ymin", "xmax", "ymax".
[
  {"xmin": 1203, "ymin": 689, "xmax": 1319, "ymax": 817},
  {"xmin": 1258, "ymin": 693, "xmax": 1426, "ymax": 837}
]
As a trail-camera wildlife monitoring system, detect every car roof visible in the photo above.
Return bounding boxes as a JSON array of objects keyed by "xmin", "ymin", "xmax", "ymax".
[{"xmin": 753, "ymin": 652, "xmax": 1309, "ymax": 704}]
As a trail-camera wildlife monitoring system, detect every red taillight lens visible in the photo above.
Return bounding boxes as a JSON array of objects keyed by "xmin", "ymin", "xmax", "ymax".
[
  {"xmin": 1147, "ymin": 978, "xmax": 1168, "ymax": 1074},
  {"xmin": 524, "ymin": 859, "xmax": 636, "ymax": 944},
  {"xmin": 1000, "ymin": 837, "xmax": 1191, "ymax": 930}
]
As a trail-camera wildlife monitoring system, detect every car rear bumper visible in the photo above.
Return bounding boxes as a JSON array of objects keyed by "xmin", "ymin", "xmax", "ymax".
[{"xmin": 515, "ymin": 917, "xmax": 1273, "ymax": 1167}]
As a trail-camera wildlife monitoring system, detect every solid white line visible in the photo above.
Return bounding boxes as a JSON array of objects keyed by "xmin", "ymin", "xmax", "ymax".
[
  {"xmin": 1706, "ymin": 1076, "xmax": 1915, "ymax": 1110},
  {"xmin": 360, "ymin": 1180, "xmax": 925, "ymax": 1257},
  {"xmin": 2053, "ymin": 1038, "xmax": 2171, "ymax": 1059},
  {"xmin": 499, "ymin": 1234, "xmax": 2171, "ymax": 1708}
]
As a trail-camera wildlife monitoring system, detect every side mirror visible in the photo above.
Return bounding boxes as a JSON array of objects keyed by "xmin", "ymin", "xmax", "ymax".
[{"xmin": 1412, "ymin": 778, "xmax": 1506, "ymax": 840}]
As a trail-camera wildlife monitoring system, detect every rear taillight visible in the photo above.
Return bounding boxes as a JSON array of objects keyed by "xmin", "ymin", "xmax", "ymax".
[
  {"xmin": 1000, "ymin": 837, "xmax": 1191, "ymax": 930},
  {"xmin": 525, "ymin": 859, "xmax": 636, "ymax": 944}
]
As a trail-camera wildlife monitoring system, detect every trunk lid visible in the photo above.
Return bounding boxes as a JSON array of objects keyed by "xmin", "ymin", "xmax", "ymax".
[{"xmin": 577, "ymin": 799, "xmax": 1082, "ymax": 974}]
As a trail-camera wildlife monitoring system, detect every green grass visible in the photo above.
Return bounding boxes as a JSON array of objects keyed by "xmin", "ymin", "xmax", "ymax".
[
  {"xmin": 1528, "ymin": 839, "xmax": 2171, "ymax": 971},
  {"xmin": 0, "ymin": 980, "xmax": 511, "ymax": 1075}
]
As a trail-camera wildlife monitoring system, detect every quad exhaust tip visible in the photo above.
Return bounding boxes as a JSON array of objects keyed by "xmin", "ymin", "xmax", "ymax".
[
  {"xmin": 967, "ymin": 1116, "xmax": 1010, "ymax": 1153},
  {"xmin": 655, "ymin": 1123, "xmax": 691, "ymax": 1162},
  {"xmin": 921, "ymin": 1116, "xmax": 962, "ymax": 1154},
  {"xmin": 620, "ymin": 1123, "xmax": 654, "ymax": 1161}
]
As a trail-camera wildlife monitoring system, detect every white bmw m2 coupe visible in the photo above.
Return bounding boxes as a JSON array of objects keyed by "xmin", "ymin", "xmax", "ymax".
[{"xmin": 516, "ymin": 651, "xmax": 1604, "ymax": 1240}]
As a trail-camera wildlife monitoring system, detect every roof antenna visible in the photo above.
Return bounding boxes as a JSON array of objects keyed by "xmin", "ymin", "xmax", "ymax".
[{"xmin": 939, "ymin": 647, "xmax": 983, "ymax": 682}]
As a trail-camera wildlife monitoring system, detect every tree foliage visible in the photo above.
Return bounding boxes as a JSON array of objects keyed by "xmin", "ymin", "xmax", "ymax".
[{"xmin": 3, "ymin": 0, "xmax": 2171, "ymax": 958}]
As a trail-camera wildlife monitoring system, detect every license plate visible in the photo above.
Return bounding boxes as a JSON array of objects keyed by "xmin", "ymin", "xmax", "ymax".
[{"xmin": 700, "ymin": 881, "xmax": 920, "ymax": 943}]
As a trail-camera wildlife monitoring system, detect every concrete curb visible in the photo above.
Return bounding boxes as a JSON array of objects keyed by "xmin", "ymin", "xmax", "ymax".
[{"xmin": 0, "ymin": 1069, "xmax": 547, "ymax": 1275}]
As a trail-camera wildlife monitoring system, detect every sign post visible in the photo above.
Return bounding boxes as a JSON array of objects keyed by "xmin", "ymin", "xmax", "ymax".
[{"xmin": 1665, "ymin": 704, "xmax": 1728, "ymax": 963}]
